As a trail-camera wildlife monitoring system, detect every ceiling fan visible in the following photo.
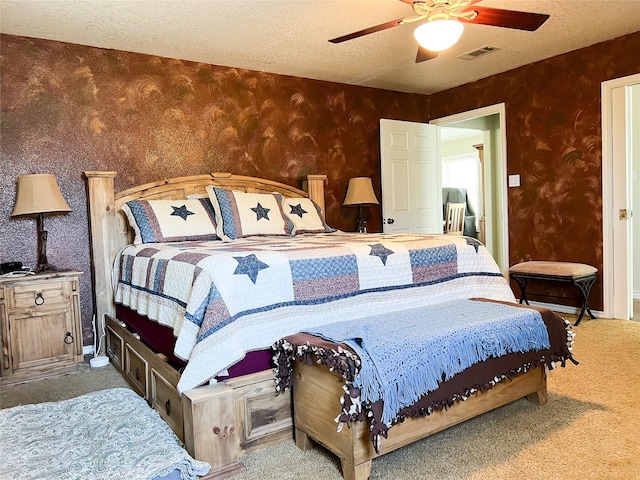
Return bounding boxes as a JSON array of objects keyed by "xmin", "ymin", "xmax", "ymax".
[{"xmin": 329, "ymin": 0, "xmax": 550, "ymax": 63}]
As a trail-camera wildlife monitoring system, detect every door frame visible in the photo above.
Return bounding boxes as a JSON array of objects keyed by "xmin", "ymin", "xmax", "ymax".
[
  {"xmin": 430, "ymin": 103, "xmax": 509, "ymax": 273},
  {"xmin": 601, "ymin": 73, "xmax": 640, "ymax": 319}
]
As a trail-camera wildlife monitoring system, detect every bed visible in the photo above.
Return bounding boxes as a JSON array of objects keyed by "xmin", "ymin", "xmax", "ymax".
[{"xmin": 84, "ymin": 171, "xmax": 575, "ymax": 478}]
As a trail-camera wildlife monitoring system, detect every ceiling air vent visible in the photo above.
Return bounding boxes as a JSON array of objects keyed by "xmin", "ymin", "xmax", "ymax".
[{"xmin": 457, "ymin": 46, "xmax": 499, "ymax": 60}]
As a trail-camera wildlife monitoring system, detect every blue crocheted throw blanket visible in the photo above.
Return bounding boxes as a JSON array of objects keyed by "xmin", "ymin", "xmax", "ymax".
[{"xmin": 304, "ymin": 299, "xmax": 550, "ymax": 425}]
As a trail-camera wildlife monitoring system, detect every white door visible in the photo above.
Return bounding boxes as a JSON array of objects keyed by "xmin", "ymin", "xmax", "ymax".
[
  {"xmin": 380, "ymin": 119, "xmax": 440, "ymax": 234},
  {"xmin": 602, "ymin": 74, "xmax": 640, "ymax": 320}
]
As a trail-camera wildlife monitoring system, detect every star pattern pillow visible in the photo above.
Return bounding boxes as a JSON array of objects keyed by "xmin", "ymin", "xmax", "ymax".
[
  {"xmin": 282, "ymin": 197, "xmax": 335, "ymax": 235},
  {"xmin": 206, "ymin": 186, "xmax": 293, "ymax": 241},
  {"xmin": 121, "ymin": 198, "xmax": 218, "ymax": 244}
]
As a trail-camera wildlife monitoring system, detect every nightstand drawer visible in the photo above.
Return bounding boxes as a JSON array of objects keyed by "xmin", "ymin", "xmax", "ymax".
[{"xmin": 9, "ymin": 280, "xmax": 70, "ymax": 309}]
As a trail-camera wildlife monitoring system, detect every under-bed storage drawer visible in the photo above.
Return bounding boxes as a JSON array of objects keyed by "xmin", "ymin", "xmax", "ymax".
[
  {"xmin": 125, "ymin": 344, "xmax": 148, "ymax": 397},
  {"xmin": 106, "ymin": 324, "xmax": 124, "ymax": 370},
  {"xmin": 104, "ymin": 315, "xmax": 185, "ymax": 440},
  {"xmin": 151, "ymin": 368, "xmax": 183, "ymax": 440}
]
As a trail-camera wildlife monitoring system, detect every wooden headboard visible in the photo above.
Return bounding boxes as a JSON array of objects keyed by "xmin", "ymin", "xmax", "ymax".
[{"xmin": 83, "ymin": 171, "xmax": 327, "ymax": 352}]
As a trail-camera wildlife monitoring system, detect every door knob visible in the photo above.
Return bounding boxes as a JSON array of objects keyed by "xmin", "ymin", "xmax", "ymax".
[{"xmin": 386, "ymin": 218, "xmax": 395, "ymax": 224}]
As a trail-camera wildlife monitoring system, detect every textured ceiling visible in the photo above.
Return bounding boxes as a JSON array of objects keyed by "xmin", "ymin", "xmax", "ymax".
[{"xmin": 1, "ymin": 0, "xmax": 639, "ymax": 94}]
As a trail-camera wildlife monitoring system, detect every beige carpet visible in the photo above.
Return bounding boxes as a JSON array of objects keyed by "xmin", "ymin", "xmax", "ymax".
[
  {"xmin": 2, "ymin": 317, "xmax": 639, "ymax": 480},
  {"xmin": 0, "ymin": 358, "xmax": 129, "ymax": 408}
]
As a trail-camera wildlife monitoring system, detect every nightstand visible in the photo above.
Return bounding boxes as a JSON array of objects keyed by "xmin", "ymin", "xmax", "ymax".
[{"xmin": 0, "ymin": 270, "xmax": 85, "ymax": 384}]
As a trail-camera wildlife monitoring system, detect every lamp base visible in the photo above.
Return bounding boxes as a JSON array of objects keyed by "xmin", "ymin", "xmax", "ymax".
[
  {"xmin": 36, "ymin": 218, "xmax": 61, "ymax": 273},
  {"xmin": 356, "ymin": 205, "xmax": 367, "ymax": 233},
  {"xmin": 36, "ymin": 263, "xmax": 61, "ymax": 273}
]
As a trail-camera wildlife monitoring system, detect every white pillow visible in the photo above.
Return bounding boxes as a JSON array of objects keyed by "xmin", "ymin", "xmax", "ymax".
[
  {"xmin": 206, "ymin": 186, "xmax": 293, "ymax": 241},
  {"xmin": 121, "ymin": 198, "xmax": 218, "ymax": 244},
  {"xmin": 282, "ymin": 197, "xmax": 335, "ymax": 235}
]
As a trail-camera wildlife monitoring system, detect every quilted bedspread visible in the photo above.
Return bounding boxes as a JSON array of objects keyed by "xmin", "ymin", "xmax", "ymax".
[{"xmin": 113, "ymin": 232, "xmax": 516, "ymax": 392}]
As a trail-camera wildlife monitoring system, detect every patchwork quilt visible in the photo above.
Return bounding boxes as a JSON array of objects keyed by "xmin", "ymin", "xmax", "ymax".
[{"xmin": 113, "ymin": 232, "xmax": 516, "ymax": 392}]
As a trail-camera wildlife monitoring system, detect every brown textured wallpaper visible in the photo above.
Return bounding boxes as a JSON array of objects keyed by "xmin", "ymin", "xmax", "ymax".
[
  {"xmin": 1, "ymin": 33, "xmax": 639, "ymax": 344},
  {"xmin": 429, "ymin": 32, "xmax": 640, "ymax": 312},
  {"xmin": 0, "ymin": 34, "xmax": 428, "ymax": 344}
]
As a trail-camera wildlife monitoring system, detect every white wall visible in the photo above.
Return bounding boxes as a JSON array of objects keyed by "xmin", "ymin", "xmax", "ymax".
[{"xmin": 441, "ymin": 131, "xmax": 484, "ymax": 157}]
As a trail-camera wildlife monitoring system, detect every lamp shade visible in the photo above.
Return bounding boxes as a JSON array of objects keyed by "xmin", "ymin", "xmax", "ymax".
[
  {"xmin": 343, "ymin": 177, "xmax": 379, "ymax": 206},
  {"xmin": 414, "ymin": 19, "xmax": 464, "ymax": 52},
  {"xmin": 11, "ymin": 174, "xmax": 71, "ymax": 216}
]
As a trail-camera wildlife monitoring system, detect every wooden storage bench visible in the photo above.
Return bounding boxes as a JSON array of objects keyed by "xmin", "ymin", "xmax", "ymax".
[
  {"xmin": 509, "ymin": 261, "xmax": 597, "ymax": 326},
  {"xmin": 275, "ymin": 302, "xmax": 575, "ymax": 480},
  {"xmin": 293, "ymin": 360, "xmax": 547, "ymax": 480}
]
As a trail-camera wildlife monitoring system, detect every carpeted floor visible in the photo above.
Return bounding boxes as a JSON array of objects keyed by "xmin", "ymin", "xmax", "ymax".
[
  {"xmin": 0, "ymin": 357, "xmax": 129, "ymax": 408},
  {"xmin": 1, "ymin": 315, "xmax": 639, "ymax": 480}
]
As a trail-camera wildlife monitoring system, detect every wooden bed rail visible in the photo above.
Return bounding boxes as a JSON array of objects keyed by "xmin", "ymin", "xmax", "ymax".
[{"xmin": 84, "ymin": 171, "xmax": 118, "ymax": 353}]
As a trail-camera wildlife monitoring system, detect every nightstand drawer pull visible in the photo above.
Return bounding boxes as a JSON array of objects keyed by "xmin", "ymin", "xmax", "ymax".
[
  {"xmin": 64, "ymin": 332, "xmax": 74, "ymax": 344},
  {"xmin": 165, "ymin": 399, "xmax": 171, "ymax": 415},
  {"xmin": 34, "ymin": 292, "xmax": 45, "ymax": 305}
]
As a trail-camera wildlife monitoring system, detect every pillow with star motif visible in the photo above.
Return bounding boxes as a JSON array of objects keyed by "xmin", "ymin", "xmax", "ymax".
[
  {"xmin": 206, "ymin": 186, "xmax": 293, "ymax": 241},
  {"xmin": 121, "ymin": 198, "xmax": 219, "ymax": 244},
  {"xmin": 282, "ymin": 197, "xmax": 335, "ymax": 235}
]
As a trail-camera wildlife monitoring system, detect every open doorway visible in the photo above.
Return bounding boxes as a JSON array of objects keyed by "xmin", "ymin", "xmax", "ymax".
[
  {"xmin": 431, "ymin": 104, "xmax": 508, "ymax": 273},
  {"xmin": 440, "ymin": 127, "xmax": 483, "ymax": 240}
]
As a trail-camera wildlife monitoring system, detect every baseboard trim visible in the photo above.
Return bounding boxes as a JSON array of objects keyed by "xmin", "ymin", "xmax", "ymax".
[{"xmin": 519, "ymin": 299, "xmax": 604, "ymax": 319}]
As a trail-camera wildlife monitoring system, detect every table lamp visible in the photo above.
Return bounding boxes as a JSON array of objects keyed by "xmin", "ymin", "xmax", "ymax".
[
  {"xmin": 343, "ymin": 177, "xmax": 379, "ymax": 233},
  {"xmin": 11, "ymin": 174, "xmax": 72, "ymax": 272}
]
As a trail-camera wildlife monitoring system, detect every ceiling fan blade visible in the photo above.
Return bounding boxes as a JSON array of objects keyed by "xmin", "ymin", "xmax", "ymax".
[
  {"xmin": 416, "ymin": 46, "xmax": 438, "ymax": 63},
  {"xmin": 460, "ymin": 6, "xmax": 549, "ymax": 31},
  {"xmin": 329, "ymin": 17, "xmax": 406, "ymax": 43}
]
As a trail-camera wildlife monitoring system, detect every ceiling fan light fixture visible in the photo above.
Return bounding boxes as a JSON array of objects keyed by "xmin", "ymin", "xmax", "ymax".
[{"xmin": 414, "ymin": 19, "xmax": 464, "ymax": 52}]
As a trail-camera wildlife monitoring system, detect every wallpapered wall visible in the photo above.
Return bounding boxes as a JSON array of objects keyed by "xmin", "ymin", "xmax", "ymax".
[
  {"xmin": 0, "ymin": 34, "xmax": 428, "ymax": 343},
  {"xmin": 429, "ymin": 32, "xmax": 640, "ymax": 312},
  {"xmin": 1, "ymin": 33, "xmax": 639, "ymax": 343}
]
